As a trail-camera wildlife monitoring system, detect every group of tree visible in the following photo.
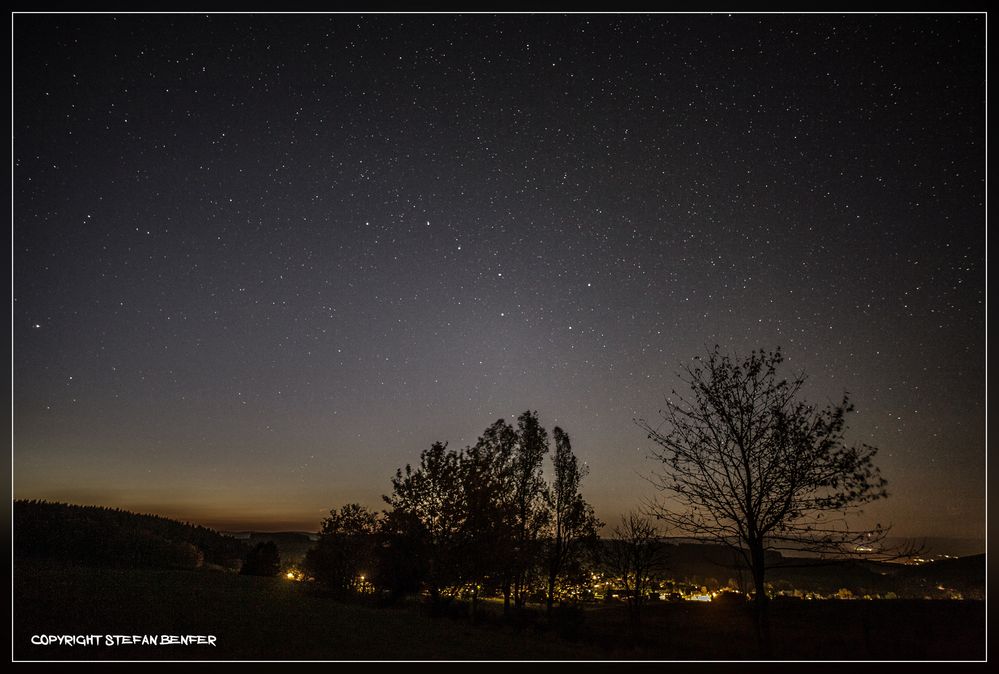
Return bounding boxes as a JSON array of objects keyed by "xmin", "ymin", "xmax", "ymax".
[
  {"xmin": 303, "ymin": 347, "xmax": 895, "ymax": 649},
  {"xmin": 305, "ymin": 411, "xmax": 602, "ymax": 620},
  {"xmin": 12, "ymin": 500, "xmax": 247, "ymax": 569},
  {"xmin": 15, "ymin": 344, "xmax": 898, "ymax": 653},
  {"xmin": 303, "ymin": 503, "xmax": 378, "ymax": 593}
]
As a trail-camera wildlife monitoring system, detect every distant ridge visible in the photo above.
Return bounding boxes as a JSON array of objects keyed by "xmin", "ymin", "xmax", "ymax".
[
  {"xmin": 222, "ymin": 531, "xmax": 319, "ymax": 564},
  {"xmin": 224, "ymin": 531, "xmax": 319, "ymax": 541},
  {"xmin": 13, "ymin": 500, "xmax": 247, "ymax": 570},
  {"xmin": 885, "ymin": 536, "xmax": 986, "ymax": 558}
]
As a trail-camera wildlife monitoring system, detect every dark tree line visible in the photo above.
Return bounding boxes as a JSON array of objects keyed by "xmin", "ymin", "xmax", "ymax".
[
  {"xmin": 306, "ymin": 411, "xmax": 602, "ymax": 619},
  {"xmin": 13, "ymin": 500, "xmax": 247, "ymax": 569},
  {"xmin": 303, "ymin": 347, "xmax": 895, "ymax": 649}
]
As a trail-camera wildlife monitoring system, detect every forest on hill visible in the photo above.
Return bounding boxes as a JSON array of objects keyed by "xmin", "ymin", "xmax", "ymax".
[{"xmin": 13, "ymin": 500, "xmax": 247, "ymax": 570}]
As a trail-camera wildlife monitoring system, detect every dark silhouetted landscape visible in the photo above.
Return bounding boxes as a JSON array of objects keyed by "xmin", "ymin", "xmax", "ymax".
[
  {"xmin": 12, "ymin": 497, "xmax": 985, "ymax": 660},
  {"xmin": 13, "ymin": 11, "xmax": 984, "ymax": 663}
]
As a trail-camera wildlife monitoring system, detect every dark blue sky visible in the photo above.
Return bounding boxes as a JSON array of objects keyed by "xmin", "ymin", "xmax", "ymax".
[{"xmin": 13, "ymin": 13, "xmax": 985, "ymax": 538}]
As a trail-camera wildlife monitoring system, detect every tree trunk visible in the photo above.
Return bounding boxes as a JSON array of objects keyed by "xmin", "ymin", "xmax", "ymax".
[
  {"xmin": 629, "ymin": 588, "xmax": 643, "ymax": 641},
  {"xmin": 514, "ymin": 563, "xmax": 528, "ymax": 609},
  {"xmin": 749, "ymin": 543, "xmax": 773, "ymax": 657},
  {"xmin": 546, "ymin": 568, "xmax": 556, "ymax": 614}
]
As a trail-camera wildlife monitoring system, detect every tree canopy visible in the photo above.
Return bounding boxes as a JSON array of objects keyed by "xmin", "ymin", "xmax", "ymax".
[
  {"xmin": 381, "ymin": 411, "xmax": 598, "ymax": 616},
  {"xmin": 304, "ymin": 503, "xmax": 377, "ymax": 595}
]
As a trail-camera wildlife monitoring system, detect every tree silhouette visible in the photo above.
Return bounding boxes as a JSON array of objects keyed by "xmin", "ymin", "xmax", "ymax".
[
  {"xmin": 604, "ymin": 512, "xmax": 669, "ymax": 638},
  {"xmin": 510, "ymin": 410, "xmax": 550, "ymax": 609},
  {"xmin": 240, "ymin": 541, "xmax": 281, "ymax": 577},
  {"xmin": 459, "ymin": 419, "xmax": 518, "ymax": 620},
  {"xmin": 304, "ymin": 503, "xmax": 377, "ymax": 596},
  {"xmin": 543, "ymin": 426, "xmax": 601, "ymax": 614},
  {"xmin": 13, "ymin": 500, "xmax": 244, "ymax": 569},
  {"xmin": 382, "ymin": 412, "xmax": 598, "ymax": 618},
  {"xmin": 376, "ymin": 507, "xmax": 428, "ymax": 601},
  {"xmin": 383, "ymin": 441, "xmax": 467, "ymax": 604},
  {"xmin": 637, "ymin": 346, "xmax": 889, "ymax": 652}
]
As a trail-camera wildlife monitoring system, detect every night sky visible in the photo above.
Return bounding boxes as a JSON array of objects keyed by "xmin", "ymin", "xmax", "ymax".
[{"xmin": 13, "ymin": 13, "xmax": 985, "ymax": 540}]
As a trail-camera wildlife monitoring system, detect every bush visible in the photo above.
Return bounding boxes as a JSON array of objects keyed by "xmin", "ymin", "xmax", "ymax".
[{"xmin": 240, "ymin": 542, "xmax": 281, "ymax": 576}]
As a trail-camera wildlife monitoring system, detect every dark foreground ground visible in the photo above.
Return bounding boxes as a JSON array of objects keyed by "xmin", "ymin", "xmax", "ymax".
[{"xmin": 13, "ymin": 562, "xmax": 985, "ymax": 661}]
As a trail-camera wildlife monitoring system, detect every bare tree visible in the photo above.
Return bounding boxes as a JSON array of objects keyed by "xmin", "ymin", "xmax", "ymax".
[
  {"xmin": 637, "ymin": 346, "xmax": 890, "ymax": 650},
  {"xmin": 604, "ymin": 512, "xmax": 669, "ymax": 636}
]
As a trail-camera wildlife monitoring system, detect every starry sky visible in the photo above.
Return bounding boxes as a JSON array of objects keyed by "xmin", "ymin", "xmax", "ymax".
[{"xmin": 13, "ymin": 13, "xmax": 985, "ymax": 540}]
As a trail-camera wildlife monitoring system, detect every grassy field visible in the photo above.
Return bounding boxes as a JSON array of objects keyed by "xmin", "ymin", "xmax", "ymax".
[
  {"xmin": 13, "ymin": 561, "xmax": 606, "ymax": 660},
  {"xmin": 13, "ymin": 562, "xmax": 985, "ymax": 660},
  {"xmin": 579, "ymin": 599, "xmax": 986, "ymax": 660}
]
